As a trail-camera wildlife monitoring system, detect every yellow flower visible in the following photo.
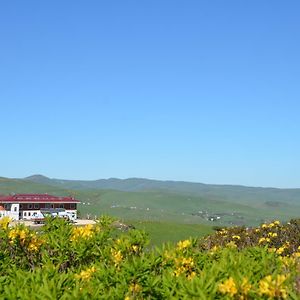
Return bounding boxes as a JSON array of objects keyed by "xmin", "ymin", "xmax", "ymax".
[
  {"xmin": 27, "ymin": 236, "xmax": 43, "ymax": 252},
  {"xmin": 177, "ymin": 239, "xmax": 191, "ymax": 250},
  {"xmin": 18, "ymin": 229, "xmax": 27, "ymax": 243},
  {"xmin": 82, "ymin": 224, "xmax": 94, "ymax": 237},
  {"xmin": 268, "ymin": 232, "xmax": 277, "ymax": 238},
  {"xmin": 274, "ymin": 220, "xmax": 280, "ymax": 225},
  {"xmin": 210, "ymin": 245, "xmax": 219, "ymax": 254},
  {"xmin": 75, "ymin": 266, "xmax": 96, "ymax": 281},
  {"xmin": 226, "ymin": 241, "xmax": 237, "ymax": 248},
  {"xmin": 276, "ymin": 247, "xmax": 285, "ymax": 255},
  {"xmin": 259, "ymin": 275, "xmax": 273, "ymax": 296},
  {"xmin": 181, "ymin": 257, "xmax": 194, "ymax": 266},
  {"xmin": 174, "ymin": 267, "xmax": 185, "ymax": 277},
  {"xmin": 259, "ymin": 237, "xmax": 270, "ymax": 244},
  {"xmin": 240, "ymin": 277, "xmax": 251, "ymax": 295},
  {"xmin": 129, "ymin": 283, "xmax": 142, "ymax": 293},
  {"xmin": 187, "ymin": 271, "xmax": 196, "ymax": 280},
  {"xmin": 281, "ymin": 256, "xmax": 294, "ymax": 267},
  {"xmin": 111, "ymin": 249, "xmax": 123, "ymax": 266},
  {"xmin": 218, "ymin": 277, "xmax": 237, "ymax": 297},
  {"xmin": 71, "ymin": 225, "xmax": 94, "ymax": 242},
  {"xmin": 131, "ymin": 245, "xmax": 139, "ymax": 253},
  {"xmin": 8, "ymin": 229, "xmax": 18, "ymax": 241},
  {"xmin": 261, "ymin": 224, "xmax": 268, "ymax": 229},
  {"xmin": 259, "ymin": 275, "xmax": 288, "ymax": 299},
  {"xmin": 232, "ymin": 235, "xmax": 241, "ymax": 240},
  {"xmin": 0, "ymin": 216, "xmax": 11, "ymax": 229},
  {"xmin": 8, "ymin": 227, "xmax": 29, "ymax": 245},
  {"xmin": 28, "ymin": 242, "xmax": 39, "ymax": 252},
  {"xmin": 175, "ymin": 257, "xmax": 194, "ymax": 268},
  {"xmin": 276, "ymin": 275, "xmax": 287, "ymax": 285},
  {"xmin": 174, "ymin": 257, "xmax": 195, "ymax": 278}
]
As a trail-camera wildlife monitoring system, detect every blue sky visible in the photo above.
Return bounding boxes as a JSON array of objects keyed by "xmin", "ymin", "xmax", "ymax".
[{"xmin": 0, "ymin": 1, "xmax": 299, "ymax": 187}]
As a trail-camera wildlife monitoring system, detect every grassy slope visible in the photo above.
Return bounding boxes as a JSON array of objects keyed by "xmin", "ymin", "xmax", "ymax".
[
  {"xmin": 0, "ymin": 178, "xmax": 70, "ymax": 195},
  {"xmin": 25, "ymin": 175, "xmax": 300, "ymax": 205},
  {"xmin": 131, "ymin": 221, "xmax": 213, "ymax": 246},
  {"xmin": 1, "ymin": 178, "xmax": 300, "ymax": 226},
  {"xmin": 0, "ymin": 178, "xmax": 300, "ymax": 245},
  {"xmin": 76, "ymin": 189, "xmax": 300, "ymax": 226}
]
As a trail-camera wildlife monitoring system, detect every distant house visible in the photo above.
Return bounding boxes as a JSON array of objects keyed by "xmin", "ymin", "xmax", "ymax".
[{"xmin": 0, "ymin": 194, "xmax": 80, "ymax": 221}]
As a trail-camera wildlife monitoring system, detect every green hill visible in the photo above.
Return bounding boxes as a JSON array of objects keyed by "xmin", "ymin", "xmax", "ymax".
[
  {"xmin": 1, "ymin": 176, "xmax": 300, "ymax": 228},
  {"xmin": 24, "ymin": 174, "xmax": 300, "ymax": 205}
]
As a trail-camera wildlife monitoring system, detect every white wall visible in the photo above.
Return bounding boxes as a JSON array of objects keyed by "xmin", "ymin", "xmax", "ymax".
[
  {"xmin": 22, "ymin": 210, "xmax": 41, "ymax": 220},
  {"xmin": 65, "ymin": 209, "xmax": 77, "ymax": 219},
  {"xmin": 10, "ymin": 204, "xmax": 20, "ymax": 221},
  {"xmin": 0, "ymin": 203, "xmax": 20, "ymax": 221},
  {"xmin": 0, "ymin": 207, "xmax": 78, "ymax": 221}
]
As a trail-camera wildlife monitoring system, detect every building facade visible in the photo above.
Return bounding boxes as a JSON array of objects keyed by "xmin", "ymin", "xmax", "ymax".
[{"xmin": 0, "ymin": 194, "xmax": 80, "ymax": 221}]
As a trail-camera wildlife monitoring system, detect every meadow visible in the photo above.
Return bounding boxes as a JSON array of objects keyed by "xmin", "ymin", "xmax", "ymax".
[
  {"xmin": 2, "ymin": 177, "xmax": 300, "ymax": 229},
  {"xmin": 130, "ymin": 221, "xmax": 213, "ymax": 246},
  {"xmin": 1, "ymin": 176, "xmax": 300, "ymax": 246}
]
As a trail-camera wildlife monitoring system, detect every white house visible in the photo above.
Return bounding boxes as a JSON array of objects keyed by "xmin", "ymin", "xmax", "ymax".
[{"xmin": 0, "ymin": 194, "xmax": 80, "ymax": 221}]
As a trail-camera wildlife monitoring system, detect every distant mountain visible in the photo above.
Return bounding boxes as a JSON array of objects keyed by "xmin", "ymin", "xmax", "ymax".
[
  {"xmin": 24, "ymin": 174, "xmax": 54, "ymax": 185},
  {"xmin": 22, "ymin": 174, "xmax": 300, "ymax": 205},
  {"xmin": 0, "ymin": 175, "xmax": 299, "ymax": 226}
]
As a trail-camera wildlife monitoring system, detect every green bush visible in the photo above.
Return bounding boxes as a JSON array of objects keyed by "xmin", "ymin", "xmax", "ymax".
[{"xmin": 0, "ymin": 216, "xmax": 300, "ymax": 299}]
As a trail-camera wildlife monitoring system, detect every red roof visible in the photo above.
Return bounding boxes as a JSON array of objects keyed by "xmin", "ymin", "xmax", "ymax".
[{"xmin": 0, "ymin": 194, "xmax": 80, "ymax": 204}]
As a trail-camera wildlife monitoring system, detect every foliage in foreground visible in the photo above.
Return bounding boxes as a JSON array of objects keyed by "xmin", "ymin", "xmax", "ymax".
[{"xmin": 1, "ymin": 217, "xmax": 300, "ymax": 299}]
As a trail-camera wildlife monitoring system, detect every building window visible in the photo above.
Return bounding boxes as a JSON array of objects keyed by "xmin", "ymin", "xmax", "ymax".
[
  {"xmin": 51, "ymin": 204, "xmax": 54, "ymax": 209},
  {"xmin": 28, "ymin": 212, "xmax": 31, "ymax": 216},
  {"xmin": 24, "ymin": 212, "xmax": 27, "ymax": 217},
  {"xmin": 4, "ymin": 204, "xmax": 9, "ymax": 210},
  {"xmin": 20, "ymin": 204, "xmax": 23, "ymax": 209},
  {"xmin": 28, "ymin": 204, "xmax": 33, "ymax": 209},
  {"xmin": 59, "ymin": 204, "xmax": 64, "ymax": 209},
  {"xmin": 70, "ymin": 203, "xmax": 75, "ymax": 209},
  {"xmin": 14, "ymin": 207, "xmax": 17, "ymax": 212},
  {"xmin": 34, "ymin": 204, "xmax": 39, "ymax": 209}
]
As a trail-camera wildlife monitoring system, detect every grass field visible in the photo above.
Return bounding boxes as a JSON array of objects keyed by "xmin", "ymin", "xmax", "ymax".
[
  {"xmin": 1, "ymin": 177, "xmax": 300, "ymax": 245},
  {"xmin": 130, "ymin": 221, "xmax": 213, "ymax": 246},
  {"xmin": 76, "ymin": 189, "xmax": 300, "ymax": 227}
]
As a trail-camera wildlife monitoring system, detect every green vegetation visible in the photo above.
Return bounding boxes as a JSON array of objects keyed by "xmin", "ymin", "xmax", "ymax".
[
  {"xmin": 24, "ymin": 175, "xmax": 300, "ymax": 206},
  {"xmin": 1, "ymin": 216, "xmax": 300, "ymax": 299},
  {"xmin": 131, "ymin": 221, "xmax": 213, "ymax": 246},
  {"xmin": 1, "ymin": 176, "xmax": 300, "ymax": 245}
]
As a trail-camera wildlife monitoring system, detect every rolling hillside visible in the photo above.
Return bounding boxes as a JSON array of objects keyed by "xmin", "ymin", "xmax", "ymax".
[
  {"xmin": 24, "ymin": 175, "xmax": 300, "ymax": 205},
  {"xmin": 1, "ymin": 175, "xmax": 300, "ymax": 227}
]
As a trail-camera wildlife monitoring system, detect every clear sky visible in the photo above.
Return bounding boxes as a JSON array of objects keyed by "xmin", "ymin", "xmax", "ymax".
[{"xmin": 0, "ymin": 1, "xmax": 299, "ymax": 188}]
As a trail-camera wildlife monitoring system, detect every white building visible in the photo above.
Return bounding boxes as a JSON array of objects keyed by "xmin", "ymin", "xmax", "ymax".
[{"xmin": 0, "ymin": 194, "xmax": 80, "ymax": 221}]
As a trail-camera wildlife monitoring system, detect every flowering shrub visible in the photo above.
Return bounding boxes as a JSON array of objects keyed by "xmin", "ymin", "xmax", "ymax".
[
  {"xmin": 199, "ymin": 219, "xmax": 300, "ymax": 257},
  {"xmin": 1, "ymin": 216, "xmax": 300, "ymax": 299}
]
